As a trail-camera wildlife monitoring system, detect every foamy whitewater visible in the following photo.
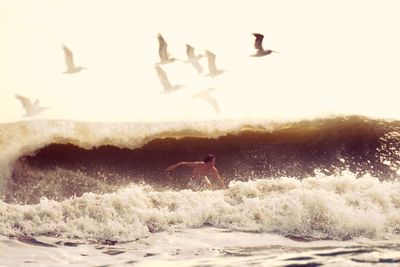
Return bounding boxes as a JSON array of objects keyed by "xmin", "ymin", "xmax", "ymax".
[{"xmin": 1, "ymin": 116, "xmax": 400, "ymax": 266}]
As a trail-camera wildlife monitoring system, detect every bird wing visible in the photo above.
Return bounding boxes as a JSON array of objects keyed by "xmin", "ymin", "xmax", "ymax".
[
  {"xmin": 194, "ymin": 90, "xmax": 220, "ymax": 113},
  {"xmin": 15, "ymin": 94, "xmax": 33, "ymax": 111},
  {"xmin": 205, "ymin": 50, "xmax": 218, "ymax": 74},
  {"xmin": 190, "ymin": 60, "xmax": 203, "ymax": 74},
  {"xmin": 158, "ymin": 34, "xmax": 169, "ymax": 61},
  {"xmin": 253, "ymin": 33, "xmax": 264, "ymax": 51},
  {"xmin": 186, "ymin": 44, "xmax": 195, "ymax": 60},
  {"xmin": 155, "ymin": 65, "xmax": 172, "ymax": 90},
  {"xmin": 203, "ymin": 94, "xmax": 220, "ymax": 113},
  {"xmin": 62, "ymin": 45, "xmax": 75, "ymax": 70}
]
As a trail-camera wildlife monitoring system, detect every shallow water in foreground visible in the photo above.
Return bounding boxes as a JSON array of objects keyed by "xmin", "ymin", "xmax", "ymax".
[{"xmin": 1, "ymin": 227, "xmax": 400, "ymax": 267}]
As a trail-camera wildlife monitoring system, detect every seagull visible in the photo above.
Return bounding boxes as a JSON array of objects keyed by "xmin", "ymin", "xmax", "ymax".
[
  {"xmin": 155, "ymin": 64, "xmax": 183, "ymax": 93},
  {"xmin": 185, "ymin": 44, "xmax": 203, "ymax": 74},
  {"xmin": 157, "ymin": 33, "xmax": 178, "ymax": 64},
  {"xmin": 205, "ymin": 50, "xmax": 224, "ymax": 78},
  {"xmin": 251, "ymin": 33, "xmax": 277, "ymax": 57},
  {"xmin": 193, "ymin": 88, "xmax": 220, "ymax": 113},
  {"xmin": 15, "ymin": 94, "xmax": 49, "ymax": 117},
  {"xmin": 62, "ymin": 44, "xmax": 87, "ymax": 73}
]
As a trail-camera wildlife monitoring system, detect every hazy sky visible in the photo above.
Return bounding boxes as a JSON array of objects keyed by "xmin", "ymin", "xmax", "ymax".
[{"xmin": 1, "ymin": 0, "xmax": 400, "ymax": 122}]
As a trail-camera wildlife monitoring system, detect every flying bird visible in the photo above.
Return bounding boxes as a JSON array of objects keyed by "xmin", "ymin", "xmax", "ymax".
[
  {"xmin": 155, "ymin": 64, "xmax": 183, "ymax": 93},
  {"xmin": 193, "ymin": 88, "xmax": 220, "ymax": 113},
  {"xmin": 251, "ymin": 33, "xmax": 277, "ymax": 57},
  {"xmin": 157, "ymin": 33, "xmax": 178, "ymax": 64},
  {"xmin": 15, "ymin": 94, "xmax": 49, "ymax": 117},
  {"xmin": 185, "ymin": 44, "xmax": 203, "ymax": 74},
  {"xmin": 205, "ymin": 50, "xmax": 224, "ymax": 78},
  {"xmin": 62, "ymin": 44, "xmax": 87, "ymax": 73}
]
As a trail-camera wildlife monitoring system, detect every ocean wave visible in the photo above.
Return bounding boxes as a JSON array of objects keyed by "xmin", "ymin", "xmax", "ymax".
[
  {"xmin": 1, "ymin": 175, "xmax": 399, "ymax": 241},
  {"xmin": 1, "ymin": 115, "xmax": 399, "ymax": 202}
]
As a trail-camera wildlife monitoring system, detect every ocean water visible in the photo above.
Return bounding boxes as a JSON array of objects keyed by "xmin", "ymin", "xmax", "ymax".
[{"xmin": 1, "ymin": 116, "xmax": 400, "ymax": 266}]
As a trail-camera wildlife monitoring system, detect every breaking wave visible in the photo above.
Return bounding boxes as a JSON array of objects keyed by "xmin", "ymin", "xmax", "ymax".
[
  {"xmin": 1, "ymin": 115, "xmax": 399, "ymax": 203},
  {"xmin": 1, "ymin": 176, "xmax": 400, "ymax": 242},
  {"xmin": 0, "ymin": 115, "xmax": 400, "ymax": 241}
]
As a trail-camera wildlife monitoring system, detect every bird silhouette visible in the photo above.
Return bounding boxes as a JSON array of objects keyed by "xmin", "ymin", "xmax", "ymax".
[
  {"xmin": 62, "ymin": 45, "xmax": 87, "ymax": 73},
  {"xmin": 205, "ymin": 50, "xmax": 224, "ymax": 77},
  {"xmin": 157, "ymin": 33, "xmax": 179, "ymax": 64},
  {"xmin": 251, "ymin": 33, "xmax": 277, "ymax": 57},
  {"xmin": 155, "ymin": 64, "xmax": 183, "ymax": 93},
  {"xmin": 15, "ymin": 94, "xmax": 49, "ymax": 117},
  {"xmin": 193, "ymin": 88, "xmax": 220, "ymax": 113},
  {"xmin": 185, "ymin": 44, "xmax": 203, "ymax": 74}
]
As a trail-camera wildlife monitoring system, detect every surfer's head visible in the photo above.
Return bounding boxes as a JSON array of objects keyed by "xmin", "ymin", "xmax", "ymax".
[{"xmin": 203, "ymin": 154, "xmax": 216, "ymax": 165}]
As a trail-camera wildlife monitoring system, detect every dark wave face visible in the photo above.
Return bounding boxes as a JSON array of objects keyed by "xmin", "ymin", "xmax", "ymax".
[{"xmin": 6, "ymin": 116, "xmax": 400, "ymax": 204}]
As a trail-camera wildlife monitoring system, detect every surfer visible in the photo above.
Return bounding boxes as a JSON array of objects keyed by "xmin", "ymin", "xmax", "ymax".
[{"xmin": 165, "ymin": 154, "xmax": 226, "ymax": 190}]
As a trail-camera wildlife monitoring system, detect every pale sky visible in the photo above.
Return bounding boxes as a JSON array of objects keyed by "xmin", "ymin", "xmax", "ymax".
[{"xmin": 1, "ymin": 0, "xmax": 400, "ymax": 123}]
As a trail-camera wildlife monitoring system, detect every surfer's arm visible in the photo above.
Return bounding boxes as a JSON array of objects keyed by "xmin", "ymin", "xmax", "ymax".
[{"xmin": 165, "ymin": 161, "xmax": 200, "ymax": 172}]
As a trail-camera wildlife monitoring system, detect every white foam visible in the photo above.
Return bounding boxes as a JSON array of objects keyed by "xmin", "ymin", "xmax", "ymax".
[{"xmin": 1, "ymin": 175, "xmax": 400, "ymax": 241}]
